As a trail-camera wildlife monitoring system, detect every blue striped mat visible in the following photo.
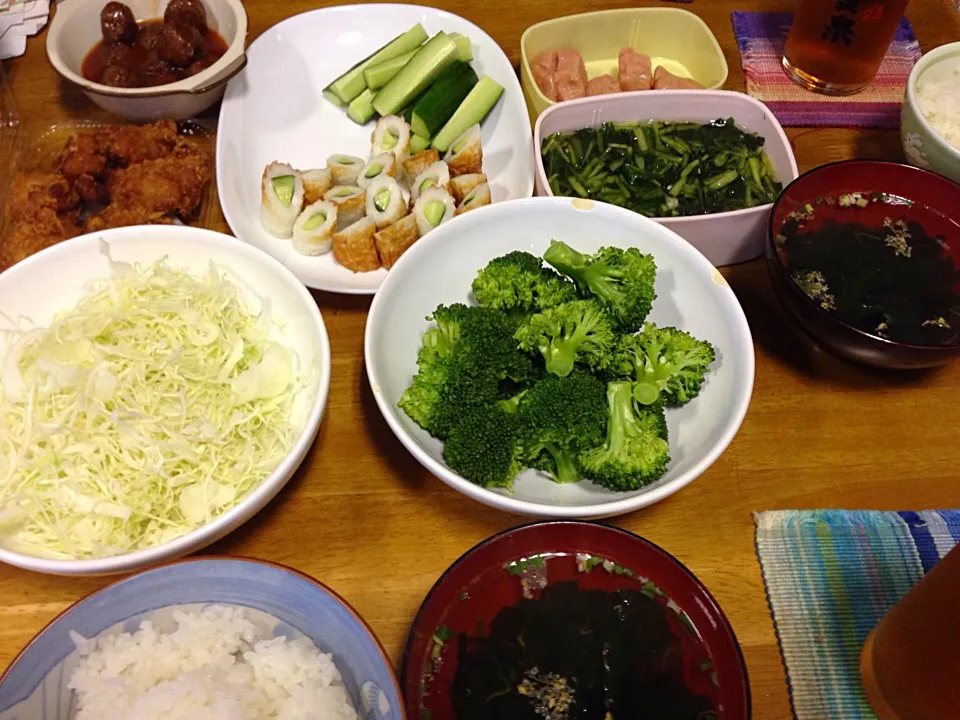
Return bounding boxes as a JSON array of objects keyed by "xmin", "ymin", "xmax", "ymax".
[{"xmin": 754, "ymin": 510, "xmax": 960, "ymax": 720}]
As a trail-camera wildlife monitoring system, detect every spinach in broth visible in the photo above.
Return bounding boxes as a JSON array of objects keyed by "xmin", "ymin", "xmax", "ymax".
[{"xmin": 450, "ymin": 580, "xmax": 720, "ymax": 719}]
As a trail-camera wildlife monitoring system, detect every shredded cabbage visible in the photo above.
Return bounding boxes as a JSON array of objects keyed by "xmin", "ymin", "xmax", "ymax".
[{"xmin": 0, "ymin": 242, "xmax": 306, "ymax": 559}]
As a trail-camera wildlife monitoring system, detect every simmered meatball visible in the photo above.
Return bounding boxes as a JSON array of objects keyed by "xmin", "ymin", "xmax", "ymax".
[
  {"xmin": 100, "ymin": 2, "xmax": 138, "ymax": 45},
  {"xmin": 184, "ymin": 53, "xmax": 216, "ymax": 77},
  {"xmin": 134, "ymin": 22, "xmax": 165, "ymax": 51},
  {"xmin": 163, "ymin": 0, "xmax": 208, "ymax": 33},
  {"xmin": 99, "ymin": 64, "xmax": 140, "ymax": 87},
  {"xmin": 100, "ymin": 41, "xmax": 135, "ymax": 66},
  {"xmin": 158, "ymin": 21, "xmax": 201, "ymax": 68}
]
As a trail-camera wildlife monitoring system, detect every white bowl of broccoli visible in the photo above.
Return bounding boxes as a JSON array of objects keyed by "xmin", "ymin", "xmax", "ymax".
[{"xmin": 365, "ymin": 196, "xmax": 754, "ymax": 519}]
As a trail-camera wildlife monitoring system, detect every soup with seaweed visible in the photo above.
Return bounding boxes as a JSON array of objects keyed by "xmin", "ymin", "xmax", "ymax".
[{"xmin": 775, "ymin": 192, "xmax": 960, "ymax": 346}]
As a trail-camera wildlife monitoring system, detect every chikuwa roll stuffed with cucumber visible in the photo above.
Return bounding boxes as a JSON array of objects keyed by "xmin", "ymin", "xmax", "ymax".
[
  {"xmin": 292, "ymin": 200, "xmax": 338, "ymax": 256},
  {"xmin": 327, "ymin": 154, "xmax": 365, "ymax": 185},
  {"xmin": 333, "ymin": 216, "xmax": 381, "ymax": 273},
  {"xmin": 409, "ymin": 161, "xmax": 451, "ymax": 209},
  {"xmin": 444, "ymin": 124, "xmax": 482, "ymax": 176},
  {"xmin": 357, "ymin": 152, "xmax": 398, "ymax": 190},
  {"xmin": 302, "ymin": 168, "xmax": 333, "ymax": 205},
  {"xmin": 455, "ymin": 182, "xmax": 490, "ymax": 215},
  {"xmin": 365, "ymin": 176, "xmax": 407, "ymax": 230},
  {"xmin": 371, "ymin": 115, "xmax": 411, "ymax": 162},
  {"xmin": 413, "ymin": 187, "xmax": 455, "ymax": 236},
  {"xmin": 261, "ymin": 162, "xmax": 304, "ymax": 238},
  {"xmin": 324, "ymin": 185, "xmax": 366, "ymax": 229},
  {"xmin": 374, "ymin": 214, "xmax": 419, "ymax": 269},
  {"xmin": 401, "ymin": 148, "xmax": 440, "ymax": 182},
  {"xmin": 449, "ymin": 172, "xmax": 487, "ymax": 204}
]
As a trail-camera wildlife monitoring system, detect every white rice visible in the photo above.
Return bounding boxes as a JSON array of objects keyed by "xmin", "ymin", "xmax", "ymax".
[
  {"xmin": 67, "ymin": 605, "xmax": 358, "ymax": 720},
  {"xmin": 916, "ymin": 64, "xmax": 960, "ymax": 151}
]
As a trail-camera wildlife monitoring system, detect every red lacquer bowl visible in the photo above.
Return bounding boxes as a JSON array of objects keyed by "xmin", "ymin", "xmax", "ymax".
[
  {"xmin": 401, "ymin": 521, "xmax": 750, "ymax": 719},
  {"xmin": 767, "ymin": 160, "xmax": 960, "ymax": 369}
]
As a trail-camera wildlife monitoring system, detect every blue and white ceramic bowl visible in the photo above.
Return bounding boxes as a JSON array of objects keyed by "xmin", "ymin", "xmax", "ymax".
[{"xmin": 0, "ymin": 558, "xmax": 402, "ymax": 720}]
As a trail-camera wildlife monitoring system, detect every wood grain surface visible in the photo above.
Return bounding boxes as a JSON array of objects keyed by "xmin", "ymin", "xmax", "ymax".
[{"xmin": 1, "ymin": 1, "xmax": 959, "ymax": 717}]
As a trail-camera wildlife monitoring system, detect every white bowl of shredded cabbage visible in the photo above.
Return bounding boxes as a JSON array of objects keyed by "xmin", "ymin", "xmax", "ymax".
[{"xmin": 0, "ymin": 226, "xmax": 330, "ymax": 575}]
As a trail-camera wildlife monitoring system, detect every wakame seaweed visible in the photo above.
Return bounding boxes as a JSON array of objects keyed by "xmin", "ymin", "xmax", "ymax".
[
  {"xmin": 450, "ymin": 581, "xmax": 719, "ymax": 719},
  {"xmin": 778, "ymin": 216, "xmax": 960, "ymax": 346},
  {"xmin": 540, "ymin": 118, "xmax": 782, "ymax": 218}
]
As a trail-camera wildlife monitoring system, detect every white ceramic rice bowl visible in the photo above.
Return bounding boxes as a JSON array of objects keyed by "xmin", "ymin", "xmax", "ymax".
[
  {"xmin": 365, "ymin": 197, "xmax": 754, "ymax": 519},
  {"xmin": 0, "ymin": 226, "xmax": 330, "ymax": 576}
]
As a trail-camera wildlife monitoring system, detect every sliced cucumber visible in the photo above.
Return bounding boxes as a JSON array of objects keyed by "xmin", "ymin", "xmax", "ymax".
[
  {"xmin": 302, "ymin": 212, "xmax": 327, "ymax": 230},
  {"xmin": 347, "ymin": 88, "xmax": 378, "ymax": 125},
  {"xmin": 432, "ymin": 75, "xmax": 504, "ymax": 153},
  {"xmin": 450, "ymin": 33, "xmax": 472, "ymax": 62},
  {"xmin": 423, "ymin": 199, "xmax": 445, "ymax": 226},
  {"xmin": 373, "ymin": 32, "xmax": 458, "ymax": 117},
  {"xmin": 272, "ymin": 176, "xmax": 295, "ymax": 206},
  {"xmin": 374, "ymin": 188, "xmax": 391, "ymax": 211},
  {"xmin": 409, "ymin": 61, "xmax": 478, "ymax": 139},
  {"xmin": 322, "ymin": 88, "xmax": 345, "ymax": 107},
  {"xmin": 409, "ymin": 133, "xmax": 431, "ymax": 154},
  {"xmin": 363, "ymin": 49, "xmax": 418, "ymax": 90},
  {"xmin": 324, "ymin": 24, "xmax": 428, "ymax": 104}
]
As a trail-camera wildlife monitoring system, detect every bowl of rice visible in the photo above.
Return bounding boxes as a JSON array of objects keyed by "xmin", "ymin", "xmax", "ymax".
[
  {"xmin": 0, "ymin": 557, "xmax": 402, "ymax": 719},
  {"xmin": 902, "ymin": 41, "xmax": 960, "ymax": 185},
  {"xmin": 0, "ymin": 225, "xmax": 330, "ymax": 576}
]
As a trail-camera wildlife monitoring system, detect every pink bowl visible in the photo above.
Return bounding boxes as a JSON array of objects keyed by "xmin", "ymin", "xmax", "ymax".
[{"xmin": 534, "ymin": 89, "xmax": 799, "ymax": 267}]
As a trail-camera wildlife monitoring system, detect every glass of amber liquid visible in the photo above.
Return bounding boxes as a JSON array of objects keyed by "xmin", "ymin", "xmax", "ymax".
[
  {"xmin": 859, "ymin": 544, "xmax": 960, "ymax": 720},
  {"xmin": 782, "ymin": 0, "xmax": 910, "ymax": 94}
]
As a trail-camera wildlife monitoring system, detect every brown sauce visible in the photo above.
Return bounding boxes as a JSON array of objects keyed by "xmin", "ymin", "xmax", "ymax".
[{"xmin": 81, "ymin": 19, "xmax": 227, "ymax": 89}]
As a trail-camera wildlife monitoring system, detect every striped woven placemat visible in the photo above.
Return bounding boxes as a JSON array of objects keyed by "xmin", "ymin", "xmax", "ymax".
[
  {"xmin": 755, "ymin": 510, "xmax": 960, "ymax": 720},
  {"xmin": 731, "ymin": 11, "xmax": 920, "ymax": 129}
]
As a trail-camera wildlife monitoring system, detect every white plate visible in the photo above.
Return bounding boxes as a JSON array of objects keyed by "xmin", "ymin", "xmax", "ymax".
[
  {"xmin": 365, "ymin": 197, "xmax": 754, "ymax": 519},
  {"xmin": 217, "ymin": 3, "xmax": 535, "ymax": 294}
]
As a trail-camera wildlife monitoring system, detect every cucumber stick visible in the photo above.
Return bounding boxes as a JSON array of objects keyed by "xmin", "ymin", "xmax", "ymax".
[
  {"xmin": 373, "ymin": 32, "xmax": 458, "ymax": 116},
  {"xmin": 409, "ymin": 134, "xmax": 431, "ymax": 153},
  {"xmin": 432, "ymin": 75, "xmax": 504, "ymax": 152},
  {"xmin": 409, "ymin": 62, "xmax": 478, "ymax": 139},
  {"xmin": 363, "ymin": 49, "xmax": 418, "ymax": 90},
  {"xmin": 347, "ymin": 88, "xmax": 377, "ymax": 125},
  {"xmin": 450, "ymin": 33, "xmax": 472, "ymax": 62},
  {"xmin": 324, "ymin": 24, "xmax": 428, "ymax": 104}
]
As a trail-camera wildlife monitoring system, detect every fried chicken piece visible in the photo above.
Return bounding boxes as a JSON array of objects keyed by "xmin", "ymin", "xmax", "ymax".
[
  {"xmin": 94, "ymin": 118, "xmax": 180, "ymax": 166},
  {"xmin": 75, "ymin": 174, "xmax": 109, "ymax": 205},
  {"xmin": 1, "ymin": 172, "xmax": 75, "ymax": 266},
  {"xmin": 85, "ymin": 151, "xmax": 210, "ymax": 230},
  {"xmin": 55, "ymin": 131, "xmax": 107, "ymax": 180}
]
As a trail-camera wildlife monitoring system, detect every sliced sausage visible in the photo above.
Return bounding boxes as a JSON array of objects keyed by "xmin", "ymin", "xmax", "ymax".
[
  {"xmin": 618, "ymin": 48, "xmax": 653, "ymax": 91},
  {"xmin": 652, "ymin": 66, "xmax": 705, "ymax": 90},
  {"xmin": 554, "ymin": 49, "xmax": 587, "ymax": 101},
  {"xmin": 586, "ymin": 74, "xmax": 620, "ymax": 97}
]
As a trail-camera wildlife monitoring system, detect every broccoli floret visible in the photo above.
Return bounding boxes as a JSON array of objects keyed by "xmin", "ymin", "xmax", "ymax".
[
  {"xmin": 613, "ymin": 324, "xmax": 715, "ymax": 406},
  {"xmin": 543, "ymin": 240, "xmax": 657, "ymax": 333},
  {"xmin": 443, "ymin": 404, "xmax": 524, "ymax": 488},
  {"xmin": 516, "ymin": 373, "xmax": 607, "ymax": 484},
  {"xmin": 498, "ymin": 388, "xmax": 529, "ymax": 414},
  {"xmin": 399, "ymin": 304, "xmax": 537, "ymax": 438},
  {"xmin": 472, "ymin": 251, "xmax": 578, "ymax": 312},
  {"xmin": 579, "ymin": 381, "xmax": 670, "ymax": 491},
  {"xmin": 514, "ymin": 300, "xmax": 615, "ymax": 377}
]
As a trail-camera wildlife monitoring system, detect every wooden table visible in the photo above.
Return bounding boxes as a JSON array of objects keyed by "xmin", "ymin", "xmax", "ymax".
[{"xmin": 2, "ymin": 1, "xmax": 959, "ymax": 716}]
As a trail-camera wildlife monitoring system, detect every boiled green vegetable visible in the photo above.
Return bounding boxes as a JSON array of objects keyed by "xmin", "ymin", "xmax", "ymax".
[{"xmin": 541, "ymin": 118, "xmax": 783, "ymax": 217}]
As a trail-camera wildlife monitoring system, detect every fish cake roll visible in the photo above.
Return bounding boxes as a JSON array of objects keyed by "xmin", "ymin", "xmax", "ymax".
[
  {"xmin": 371, "ymin": 114, "xmax": 411, "ymax": 162},
  {"xmin": 261, "ymin": 162, "xmax": 303, "ymax": 239},
  {"xmin": 324, "ymin": 185, "xmax": 366, "ymax": 230},
  {"xmin": 413, "ymin": 187, "xmax": 455, "ymax": 236},
  {"xmin": 443, "ymin": 124, "xmax": 482, "ymax": 176},
  {"xmin": 374, "ymin": 214, "xmax": 419, "ymax": 269},
  {"xmin": 365, "ymin": 176, "xmax": 407, "ymax": 230},
  {"xmin": 455, "ymin": 182, "xmax": 490, "ymax": 216},
  {"xmin": 409, "ymin": 161, "xmax": 451, "ymax": 209},
  {"xmin": 301, "ymin": 168, "xmax": 333, "ymax": 205},
  {"xmin": 357, "ymin": 152, "xmax": 397, "ymax": 190},
  {"xmin": 400, "ymin": 148, "xmax": 440, "ymax": 183},
  {"xmin": 292, "ymin": 199, "xmax": 338, "ymax": 256},
  {"xmin": 333, "ymin": 216, "xmax": 380, "ymax": 272},
  {"xmin": 327, "ymin": 154, "xmax": 364, "ymax": 185},
  {"xmin": 449, "ymin": 173, "xmax": 487, "ymax": 204}
]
